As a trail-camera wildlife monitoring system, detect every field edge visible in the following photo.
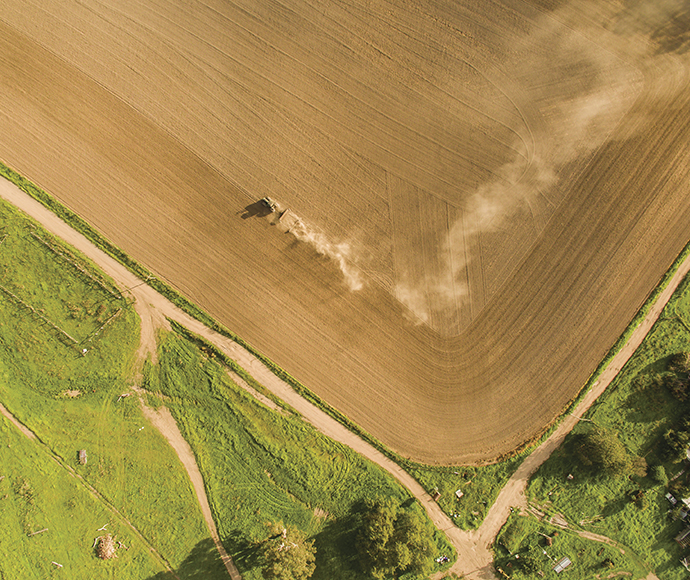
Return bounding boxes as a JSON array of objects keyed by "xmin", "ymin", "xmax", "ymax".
[{"xmin": 2, "ymin": 159, "xmax": 689, "ymax": 475}]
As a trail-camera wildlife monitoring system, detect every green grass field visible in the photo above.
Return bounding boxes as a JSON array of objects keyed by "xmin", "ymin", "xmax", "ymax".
[
  {"xmin": 145, "ymin": 327, "xmax": 456, "ymax": 579},
  {"xmin": 526, "ymin": 274, "xmax": 690, "ymax": 580},
  {"xmin": 493, "ymin": 513, "xmax": 646, "ymax": 579},
  {"xmin": 0, "ymin": 199, "xmax": 225, "ymax": 578},
  {"xmin": 0, "ymin": 415, "xmax": 168, "ymax": 579},
  {"xmin": 408, "ymin": 458, "xmax": 523, "ymax": 530}
]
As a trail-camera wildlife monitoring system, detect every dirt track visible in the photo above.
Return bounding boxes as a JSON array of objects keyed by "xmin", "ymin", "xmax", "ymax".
[
  {"xmin": 128, "ymin": 297, "xmax": 241, "ymax": 580},
  {"xmin": 4, "ymin": 166, "xmax": 677, "ymax": 578},
  {"xmin": 1, "ymin": 1, "xmax": 690, "ymax": 464}
]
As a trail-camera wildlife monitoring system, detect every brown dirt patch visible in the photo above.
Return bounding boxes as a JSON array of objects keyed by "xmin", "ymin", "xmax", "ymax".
[{"xmin": 1, "ymin": 1, "xmax": 690, "ymax": 463}]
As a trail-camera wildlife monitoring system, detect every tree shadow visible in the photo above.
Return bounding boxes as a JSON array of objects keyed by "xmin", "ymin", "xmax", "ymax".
[
  {"xmin": 602, "ymin": 496, "xmax": 628, "ymax": 518},
  {"xmin": 225, "ymin": 528, "xmax": 263, "ymax": 572},
  {"xmin": 623, "ymin": 383, "xmax": 670, "ymax": 424},
  {"xmin": 311, "ymin": 501, "xmax": 366, "ymax": 580},
  {"xmin": 145, "ymin": 537, "xmax": 228, "ymax": 580}
]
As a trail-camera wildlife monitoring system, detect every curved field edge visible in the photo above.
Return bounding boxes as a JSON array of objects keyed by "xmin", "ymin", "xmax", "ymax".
[
  {"xmin": 523, "ymin": 275, "xmax": 690, "ymax": 580},
  {"xmin": 2, "ymin": 161, "xmax": 689, "ymax": 518}
]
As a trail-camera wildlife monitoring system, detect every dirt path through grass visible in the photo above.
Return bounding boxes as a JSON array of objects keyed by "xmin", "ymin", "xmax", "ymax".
[
  {"xmin": 445, "ymin": 259, "xmax": 690, "ymax": 579},
  {"xmin": 127, "ymin": 288, "xmax": 242, "ymax": 580},
  {"xmin": 0, "ymin": 401, "xmax": 36, "ymax": 440},
  {"xmin": 1, "ymin": 178, "xmax": 682, "ymax": 579}
]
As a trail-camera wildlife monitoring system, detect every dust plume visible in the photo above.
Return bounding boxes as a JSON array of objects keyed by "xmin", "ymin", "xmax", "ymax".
[
  {"xmin": 395, "ymin": 1, "xmax": 662, "ymax": 328},
  {"xmin": 285, "ymin": 215, "xmax": 363, "ymax": 291}
]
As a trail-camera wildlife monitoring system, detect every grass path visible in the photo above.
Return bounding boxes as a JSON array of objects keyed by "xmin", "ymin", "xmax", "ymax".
[{"xmin": 1, "ymin": 176, "xmax": 686, "ymax": 579}]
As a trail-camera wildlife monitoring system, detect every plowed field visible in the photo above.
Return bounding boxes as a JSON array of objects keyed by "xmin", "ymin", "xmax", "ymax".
[{"xmin": 1, "ymin": 0, "xmax": 689, "ymax": 463}]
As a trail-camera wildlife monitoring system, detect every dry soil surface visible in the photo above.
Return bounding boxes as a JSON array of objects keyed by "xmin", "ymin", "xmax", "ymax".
[
  {"xmin": 2, "ymin": 0, "xmax": 690, "ymax": 463},
  {"xmin": 3, "ymin": 162, "xmax": 676, "ymax": 579}
]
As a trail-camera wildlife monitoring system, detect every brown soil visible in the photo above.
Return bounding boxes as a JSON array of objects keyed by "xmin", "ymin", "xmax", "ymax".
[
  {"xmin": 1, "ymin": 1, "xmax": 690, "ymax": 463},
  {"xmin": 2, "ymin": 176, "xmax": 676, "ymax": 578}
]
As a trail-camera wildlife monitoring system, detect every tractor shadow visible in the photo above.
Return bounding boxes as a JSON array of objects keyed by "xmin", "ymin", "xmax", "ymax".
[{"xmin": 240, "ymin": 201, "xmax": 274, "ymax": 219}]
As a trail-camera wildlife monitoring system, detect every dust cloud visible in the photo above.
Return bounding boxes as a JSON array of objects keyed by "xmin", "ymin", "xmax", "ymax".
[
  {"xmin": 395, "ymin": 1, "xmax": 668, "ymax": 327},
  {"xmin": 285, "ymin": 215, "xmax": 364, "ymax": 292}
]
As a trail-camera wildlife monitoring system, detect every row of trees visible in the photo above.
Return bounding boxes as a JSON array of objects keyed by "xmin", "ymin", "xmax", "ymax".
[{"xmin": 260, "ymin": 497, "xmax": 436, "ymax": 580}]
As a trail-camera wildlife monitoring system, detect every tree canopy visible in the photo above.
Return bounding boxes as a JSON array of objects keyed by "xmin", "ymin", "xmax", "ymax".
[
  {"xmin": 356, "ymin": 497, "xmax": 435, "ymax": 579},
  {"xmin": 575, "ymin": 427, "xmax": 630, "ymax": 477},
  {"xmin": 262, "ymin": 523, "xmax": 316, "ymax": 580}
]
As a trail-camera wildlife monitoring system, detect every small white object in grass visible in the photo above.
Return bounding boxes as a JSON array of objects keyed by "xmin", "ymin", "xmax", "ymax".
[
  {"xmin": 97, "ymin": 524, "xmax": 108, "ymax": 531},
  {"xmin": 138, "ymin": 427, "xmax": 144, "ymax": 431},
  {"xmin": 51, "ymin": 562, "xmax": 63, "ymax": 568}
]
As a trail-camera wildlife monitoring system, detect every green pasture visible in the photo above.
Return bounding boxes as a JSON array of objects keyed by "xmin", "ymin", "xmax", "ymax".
[
  {"xmin": 0, "ymin": 415, "xmax": 166, "ymax": 579},
  {"xmin": 493, "ymin": 513, "xmax": 645, "ymax": 579},
  {"xmin": 527, "ymin": 273, "xmax": 690, "ymax": 580},
  {"xmin": 146, "ymin": 327, "xmax": 456, "ymax": 579},
  {"xmin": 0, "ymin": 199, "xmax": 224, "ymax": 578}
]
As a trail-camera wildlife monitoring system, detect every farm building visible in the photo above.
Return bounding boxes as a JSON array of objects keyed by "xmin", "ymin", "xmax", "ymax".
[{"xmin": 553, "ymin": 557, "xmax": 572, "ymax": 573}]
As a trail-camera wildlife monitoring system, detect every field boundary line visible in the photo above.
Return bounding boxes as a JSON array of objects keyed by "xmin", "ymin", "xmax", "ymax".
[
  {"xmin": 2, "ymin": 165, "xmax": 690, "ymax": 579},
  {"xmin": 0, "ymin": 283, "xmax": 79, "ymax": 346}
]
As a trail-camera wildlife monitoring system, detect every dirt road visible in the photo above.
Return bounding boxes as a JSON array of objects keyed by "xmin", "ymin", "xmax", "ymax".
[
  {"xmin": 128, "ymin": 271, "xmax": 241, "ymax": 579},
  {"xmin": 1, "ymin": 176, "xmax": 679, "ymax": 578},
  {"xmin": 436, "ymin": 253, "xmax": 690, "ymax": 578}
]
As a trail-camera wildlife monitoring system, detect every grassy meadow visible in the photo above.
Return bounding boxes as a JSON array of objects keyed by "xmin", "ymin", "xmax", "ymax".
[
  {"xmin": 526, "ymin": 273, "xmax": 690, "ymax": 580},
  {"xmin": 0, "ymin": 199, "xmax": 225, "ymax": 578},
  {"xmin": 0, "ymin": 415, "xmax": 166, "ymax": 579},
  {"xmin": 493, "ymin": 512, "xmax": 646, "ymax": 579},
  {"xmin": 145, "ymin": 327, "xmax": 456, "ymax": 579}
]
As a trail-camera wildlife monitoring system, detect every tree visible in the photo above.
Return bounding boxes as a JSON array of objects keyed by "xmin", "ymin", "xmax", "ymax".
[
  {"xmin": 651, "ymin": 465, "xmax": 668, "ymax": 486},
  {"xmin": 575, "ymin": 427, "xmax": 630, "ymax": 477},
  {"xmin": 519, "ymin": 544, "xmax": 544, "ymax": 575},
  {"xmin": 668, "ymin": 352, "xmax": 690, "ymax": 375},
  {"xmin": 662, "ymin": 425, "xmax": 690, "ymax": 463},
  {"xmin": 356, "ymin": 497, "xmax": 434, "ymax": 579},
  {"xmin": 262, "ymin": 523, "xmax": 316, "ymax": 580}
]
